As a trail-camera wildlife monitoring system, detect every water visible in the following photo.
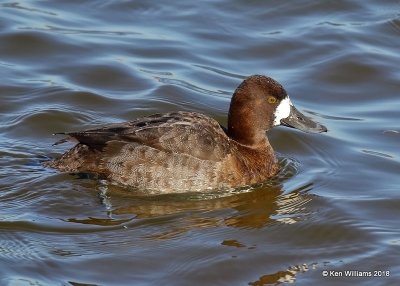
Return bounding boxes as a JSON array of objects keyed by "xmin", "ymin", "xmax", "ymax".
[{"xmin": 1, "ymin": 0, "xmax": 399, "ymax": 285}]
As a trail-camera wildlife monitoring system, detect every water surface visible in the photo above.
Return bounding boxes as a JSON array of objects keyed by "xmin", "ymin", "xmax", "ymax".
[{"xmin": 1, "ymin": 0, "xmax": 400, "ymax": 285}]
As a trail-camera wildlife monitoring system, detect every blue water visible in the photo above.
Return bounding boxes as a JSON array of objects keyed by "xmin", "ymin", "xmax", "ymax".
[{"xmin": 0, "ymin": 1, "xmax": 399, "ymax": 285}]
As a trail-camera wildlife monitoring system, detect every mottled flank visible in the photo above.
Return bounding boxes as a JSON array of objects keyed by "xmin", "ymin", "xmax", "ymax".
[{"xmin": 45, "ymin": 75, "xmax": 325, "ymax": 192}]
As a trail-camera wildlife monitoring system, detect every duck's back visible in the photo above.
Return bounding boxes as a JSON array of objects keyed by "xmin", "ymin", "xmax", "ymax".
[{"xmin": 47, "ymin": 112, "xmax": 238, "ymax": 192}]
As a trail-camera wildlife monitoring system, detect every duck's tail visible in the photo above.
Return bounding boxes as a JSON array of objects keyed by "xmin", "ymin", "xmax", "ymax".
[{"xmin": 44, "ymin": 143, "xmax": 104, "ymax": 174}]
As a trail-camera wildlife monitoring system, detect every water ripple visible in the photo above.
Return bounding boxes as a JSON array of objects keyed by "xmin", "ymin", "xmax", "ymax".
[
  {"xmin": 1, "ymin": 2, "xmax": 57, "ymax": 16},
  {"xmin": 155, "ymin": 76, "xmax": 227, "ymax": 97}
]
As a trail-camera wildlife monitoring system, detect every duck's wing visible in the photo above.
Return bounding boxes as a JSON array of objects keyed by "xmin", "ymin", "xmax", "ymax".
[{"xmin": 55, "ymin": 111, "xmax": 231, "ymax": 161}]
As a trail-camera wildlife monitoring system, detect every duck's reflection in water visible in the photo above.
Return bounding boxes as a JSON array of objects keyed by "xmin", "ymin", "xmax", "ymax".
[
  {"xmin": 66, "ymin": 179, "xmax": 313, "ymax": 236},
  {"xmin": 66, "ymin": 168, "xmax": 316, "ymax": 285}
]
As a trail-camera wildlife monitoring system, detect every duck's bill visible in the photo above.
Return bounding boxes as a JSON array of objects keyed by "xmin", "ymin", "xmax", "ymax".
[{"xmin": 281, "ymin": 105, "xmax": 327, "ymax": 133}]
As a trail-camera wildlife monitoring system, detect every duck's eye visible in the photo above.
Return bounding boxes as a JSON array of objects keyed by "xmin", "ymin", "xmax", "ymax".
[{"xmin": 267, "ymin": 96, "xmax": 277, "ymax": 104}]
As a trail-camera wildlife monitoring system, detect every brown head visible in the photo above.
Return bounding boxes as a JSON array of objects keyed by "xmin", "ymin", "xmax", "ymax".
[{"xmin": 227, "ymin": 75, "xmax": 327, "ymax": 146}]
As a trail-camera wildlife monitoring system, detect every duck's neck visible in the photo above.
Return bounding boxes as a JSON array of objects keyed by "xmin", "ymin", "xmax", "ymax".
[{"xmin": 227, "ymin": 101, "xmax": 268, "ymax": 147}]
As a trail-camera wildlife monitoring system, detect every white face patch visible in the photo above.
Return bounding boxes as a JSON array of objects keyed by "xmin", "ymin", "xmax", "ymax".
[{"xmin": 273, "ymin": 96, "xmax": 292, "ymax": 126}]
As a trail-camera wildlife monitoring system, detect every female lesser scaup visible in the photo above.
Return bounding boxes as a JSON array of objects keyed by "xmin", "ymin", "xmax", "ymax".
[{"xmin": 45, "ymin": 75, "xmax": 326, "ymax": 192}]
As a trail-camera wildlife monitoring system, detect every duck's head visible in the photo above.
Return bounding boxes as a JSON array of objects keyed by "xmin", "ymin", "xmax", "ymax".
[{"xmin": 228, "ymin": 75, "xmax": 327, "ymax": 146}]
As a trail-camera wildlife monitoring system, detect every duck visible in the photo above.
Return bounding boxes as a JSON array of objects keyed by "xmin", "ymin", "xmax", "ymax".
[{"xmin": 45, "ymin": 75, "xmax": 327, "ymax": 192}]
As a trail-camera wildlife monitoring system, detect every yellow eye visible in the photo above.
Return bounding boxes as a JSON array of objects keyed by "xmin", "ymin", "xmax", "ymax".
[{"xmin": 267, "ymin": 96, "xmax": 277, "ymax": 104}]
